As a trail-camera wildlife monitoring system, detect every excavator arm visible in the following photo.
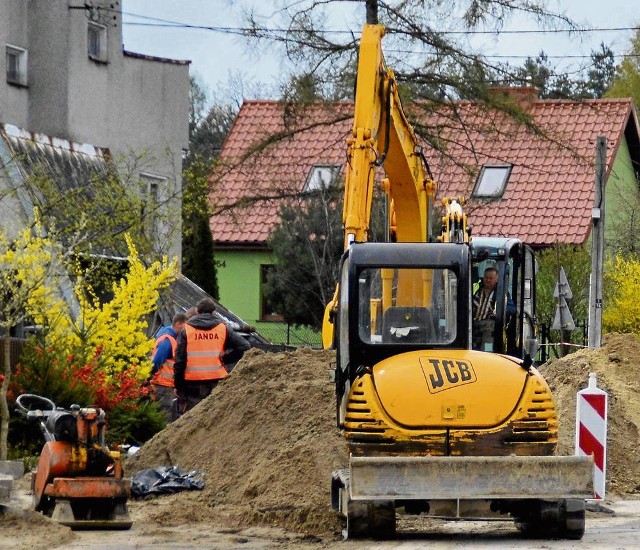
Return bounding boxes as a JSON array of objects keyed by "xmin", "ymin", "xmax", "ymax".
[
  {"xmin": 342, "ymin": 24, "xmax": 435, "ymax": 247},
  {"xmin": 322, "ymin": 24, "xmax": 464, "ymax": 348}
]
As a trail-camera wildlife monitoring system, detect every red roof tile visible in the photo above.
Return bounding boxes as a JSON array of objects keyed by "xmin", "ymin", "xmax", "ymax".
[
  {"xmin": 211, "ymin": 97, "xmax": 637, "ymax": 247},
  {"xmin": 210, "ymin": 101, "xmax": 352, "ymax": 245}
]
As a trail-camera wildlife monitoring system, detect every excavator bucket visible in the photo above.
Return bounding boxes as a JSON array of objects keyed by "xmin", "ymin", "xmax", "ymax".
[{"xmin": 349, "ymin": 455, "xmax": 595, "ymax": 500}]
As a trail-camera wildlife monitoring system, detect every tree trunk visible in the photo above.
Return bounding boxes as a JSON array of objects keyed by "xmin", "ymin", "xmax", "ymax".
[
  {"xmin": 0, "ymin": 325, "xmax": 11, "ymax": 461},
  {"xmin": 366, "ymin": 0, "xmax": 378, "ymax": 24}
]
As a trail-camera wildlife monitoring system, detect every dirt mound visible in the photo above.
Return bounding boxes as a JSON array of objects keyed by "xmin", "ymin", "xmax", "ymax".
[
  {"xmin": 540, "ymin": 332, "xmax": 640, "ymax": 496},
  {"xmin": 0, "ymin": 506, "xmax": 75, "ymax": 549},
  {"xmin": 127, "ymin": 335, "xmax": 640, "ymax": 536},
  {"xmin": 126, "ymin": 347, "xmax": 347, "ymax": 536}
]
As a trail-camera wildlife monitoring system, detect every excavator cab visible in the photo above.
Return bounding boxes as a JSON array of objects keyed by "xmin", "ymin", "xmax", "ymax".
[
  {"xmin": 335, "ymin": 241, "xmax": 471, "ymax": 423},
  {"xmin": 335, "ymin": 238, "xmax": 537, "ymax": 406},
  {"xmin": 470, "ymin": 237, "xmax": 537, "ymax": 359}
]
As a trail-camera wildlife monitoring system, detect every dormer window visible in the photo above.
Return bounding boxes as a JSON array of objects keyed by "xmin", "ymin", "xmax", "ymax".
[
  {"xmin": 88, "ymin": 22, "xmax": 107, "ymax": 62},
  {"xmin": 303, "ymin": 164, "xmax": 340, "ymax": 192},
  {"xmin": 473, "ymin": 164, "xmax": 512, "ymax": 198}
]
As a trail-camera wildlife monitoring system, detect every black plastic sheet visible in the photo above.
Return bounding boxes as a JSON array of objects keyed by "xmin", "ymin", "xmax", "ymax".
[{"xmin": 130, "ymin": 466, "xmax": 205, "ymax": 497}]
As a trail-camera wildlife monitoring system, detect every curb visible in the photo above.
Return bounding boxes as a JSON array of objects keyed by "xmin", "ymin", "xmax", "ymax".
[
  {"xmin": 0, "ymin": 473, "xmax": 12, "ymax": 503},
  {"xmin": 0, "ymin": 460, "xmax": 25, "ymax": 479}
]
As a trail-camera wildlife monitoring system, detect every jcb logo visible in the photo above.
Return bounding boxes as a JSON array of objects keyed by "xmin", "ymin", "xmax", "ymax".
[{"xmin": 419, "ymin": 357, "xmax": 477, "ymax": 394}]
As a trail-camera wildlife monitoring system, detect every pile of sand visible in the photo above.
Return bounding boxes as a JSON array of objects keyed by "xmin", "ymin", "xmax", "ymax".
[
  {"xmin": 125, "ymin": 347, "xmax": 347, "ymax": 536},
  {"xmin": 540, "ymin": 332, "xmax": 640, "ymax": 495},
  {"xmin": 0, "ymin": 510, "xmax": 73, "ymax": 549},
  {"xmin": 126, "ymin": 334, "xmax": 640, "ymax": 536}
]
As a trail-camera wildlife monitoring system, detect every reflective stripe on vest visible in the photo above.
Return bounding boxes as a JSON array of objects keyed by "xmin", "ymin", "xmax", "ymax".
[
  {"xmin": 151, "ymin": 333, "xmax": 177, "ymax": 387},
  {"xmin": 184, "ymin": 323, "xmax": 228, "ymax": 381}
]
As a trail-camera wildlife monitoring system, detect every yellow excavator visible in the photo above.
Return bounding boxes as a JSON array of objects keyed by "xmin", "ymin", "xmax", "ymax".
[{"xmin": 325, "ymin": 23, "xmax": 593, "ymax": 539}]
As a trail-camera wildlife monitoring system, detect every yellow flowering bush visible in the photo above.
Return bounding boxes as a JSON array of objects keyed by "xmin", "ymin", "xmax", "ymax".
[
  {"xmin": 0, "ymin": 224, "xmax": 61, "ymax": 327},
  {"xmin": 602, "ymin": 255, "xmax": 640, "ymax": 334},
  {"xmin": 23, "ymin": 234, "xmax": 177, "ymax": 380},
  {"xmin": 74, "ymin": 236, "xmax": 176, "ymax": 377}
]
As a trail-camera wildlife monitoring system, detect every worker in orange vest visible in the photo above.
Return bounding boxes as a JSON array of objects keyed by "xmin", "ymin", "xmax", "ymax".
[
  {"xmin": 150, "ymin": 312, "xmax": 187, "ymax": 422},
  {"xmin": 173, "ymin": 298, "xmax": 250, "ymax": 414}
]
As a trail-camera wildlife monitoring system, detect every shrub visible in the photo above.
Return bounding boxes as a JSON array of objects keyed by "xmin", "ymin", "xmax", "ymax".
[
  {"xmin": 9, "ymin": 335, "xmax": 166, "ymax": 450},
  {"xmin": 603, "ymin": 255, "xmax": 640, "ymax": 333},
  {"xmin": 105, "ymin": 400, "xmax": 167, "ymax": 447}
]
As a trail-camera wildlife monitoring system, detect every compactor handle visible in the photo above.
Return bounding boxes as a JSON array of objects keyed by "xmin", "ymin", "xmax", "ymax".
[{"xmin": 15, "ymin": 393, "xmax": 56, "ymax": 419}]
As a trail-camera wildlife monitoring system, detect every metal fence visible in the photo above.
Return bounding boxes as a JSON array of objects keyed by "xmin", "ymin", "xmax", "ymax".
[
  {"xmin": 538, "ymin": 320, "xmax": 588, "ymax": 363},
  {"xmin": 255, "ymin": 321, "xmax": 593, "ymax": 359},
  {"xmin": 257, "ymin": 323, "xmax": 322, "ymax": 348}
]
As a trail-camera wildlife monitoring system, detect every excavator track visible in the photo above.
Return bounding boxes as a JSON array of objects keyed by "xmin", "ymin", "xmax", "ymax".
[
  {"xmin": 346, "ymin": 499, "xmax": 395, "ymax": 539},
  {"xmin": 513, "ymin": 498, "xmax": 586, "ymax": 540},
  {"xmin": 333, "ymin": 469, "xmax": 395, "ymax": 539},
  {"xmin": 332, "ymin": 456, "xmax": 592, "ymax": 540}
]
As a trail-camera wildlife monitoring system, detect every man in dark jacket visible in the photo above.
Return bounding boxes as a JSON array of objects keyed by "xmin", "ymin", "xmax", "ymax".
[{"xmin": 173, "ymin": 297, "xmax": 250, "ymax": 414}]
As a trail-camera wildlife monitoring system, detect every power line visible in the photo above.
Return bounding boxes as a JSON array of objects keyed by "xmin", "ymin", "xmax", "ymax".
[
  {"xmin": 120, "ymin": 10, "xmax": 639, "ymax": 38},
  {"xmin": 387, "ymin": 49, "xmax": 639, "ymax": 61},
  {"xmin": 426, "ymin": 26, "xmax": 639, "ymax": 36},
  {"xmin": 123, "ymin": 19, "xmax": 636, "ymax": 60}
]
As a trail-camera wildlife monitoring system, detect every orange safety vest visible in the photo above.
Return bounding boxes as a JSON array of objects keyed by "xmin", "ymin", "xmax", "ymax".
[
  {"xmin": 184, "ymin": 323, "xmax": 228, "ymax": 381},
  {"xmin": 151, "ymin": 333, "xmax": 177, "ymax": 388}
]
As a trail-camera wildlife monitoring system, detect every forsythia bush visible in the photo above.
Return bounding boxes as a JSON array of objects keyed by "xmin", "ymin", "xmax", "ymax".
[
  {"xmin": 602, "ymin": 255, "xmax": 640, "ymax": 334},
  {"xmin": 24, "ymin": 235, "xmax": 177, "ymax": 380},
  {"xmin": 7, "ymin": 233, "xmax": 176, "ymax": 450}
]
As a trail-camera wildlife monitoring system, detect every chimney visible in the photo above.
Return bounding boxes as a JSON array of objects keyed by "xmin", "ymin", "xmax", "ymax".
[{"xmin": 487, "ymin": 86, "xmax": 539, "ymax": 109}]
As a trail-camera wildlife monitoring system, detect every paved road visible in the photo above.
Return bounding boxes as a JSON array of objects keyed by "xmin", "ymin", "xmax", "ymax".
[
  {"xmin": 347, "ymin": 500, "xmax": 639, "ymax": 549},
  {"xmin": 51, "ymin": 498, "xmax": 639, "ymax": 549}
]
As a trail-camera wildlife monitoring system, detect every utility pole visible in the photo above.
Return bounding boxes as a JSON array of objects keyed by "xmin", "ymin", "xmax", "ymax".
[{"xmin": 588, "ymin": 137, "xmax": 607, "ymax": 349}]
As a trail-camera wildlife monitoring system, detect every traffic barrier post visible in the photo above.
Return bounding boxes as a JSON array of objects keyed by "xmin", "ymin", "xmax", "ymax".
[{"xmin": 575, "ymin": 372, "xmax": 607, "ymax": 500}]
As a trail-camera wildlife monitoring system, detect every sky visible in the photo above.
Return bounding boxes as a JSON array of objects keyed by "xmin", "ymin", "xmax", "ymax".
[{"xmin": 121, "ymin": 0, "xmax": 639, "ymax": 104}]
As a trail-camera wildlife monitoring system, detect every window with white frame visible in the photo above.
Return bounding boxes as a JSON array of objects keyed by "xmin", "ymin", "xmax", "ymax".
[
  {"xmin": 139, "ymin": 173, "xmax": 165, "ymax": 236},
  {"xmin": 87, "ymin": 22, "xmax": 107, "ymax": 62},
  {"xmin": 472, "ymin": 164, "xmax": 513, "ymax": 198},
  {"xmin": 6, "ymin": 45, "xmax": 27, "ymax": 86},
  {"xmin": 303, "ymin": 164, "xmax": 341, "ymax": 192}
]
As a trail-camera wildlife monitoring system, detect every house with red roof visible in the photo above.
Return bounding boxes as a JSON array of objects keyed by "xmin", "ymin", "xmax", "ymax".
[{"xmin": 209, "ymin": 90, "xmax": 640, "ymax": 343}]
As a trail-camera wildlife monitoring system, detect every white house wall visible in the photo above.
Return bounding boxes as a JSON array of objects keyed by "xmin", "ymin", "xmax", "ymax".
[{"xmin": 0, "ymin": 0, "xmax": 189, "ymax": 263}]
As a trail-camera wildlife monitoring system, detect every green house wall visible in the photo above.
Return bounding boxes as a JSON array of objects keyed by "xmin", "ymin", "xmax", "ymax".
[
  {"xmin": 605, "ymin": 135, "xmax": 636, "ymax": 237},
  {"xmin": 215, "ymin": 248, "xmax": 323, "ymax": 347},
  {"xmin": 216, "ymin": 249, "xmax": 273, "ymax": 324}
]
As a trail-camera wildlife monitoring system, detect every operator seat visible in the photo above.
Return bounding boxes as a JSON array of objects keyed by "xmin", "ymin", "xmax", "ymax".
[{"xmin": 382, "ymin": 306, "xmax": 435, "ymax": 343}]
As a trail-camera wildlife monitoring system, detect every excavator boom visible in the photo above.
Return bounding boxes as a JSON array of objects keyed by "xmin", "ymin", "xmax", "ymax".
[{"xmin": 343, "ymin": 24, "xmax": 435, "ymax": 247}]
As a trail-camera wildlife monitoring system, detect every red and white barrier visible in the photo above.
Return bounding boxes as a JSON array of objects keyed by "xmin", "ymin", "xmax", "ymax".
[{"xmin": 575, "ymin": 372, "xmax": 608, "ymax": 500}]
